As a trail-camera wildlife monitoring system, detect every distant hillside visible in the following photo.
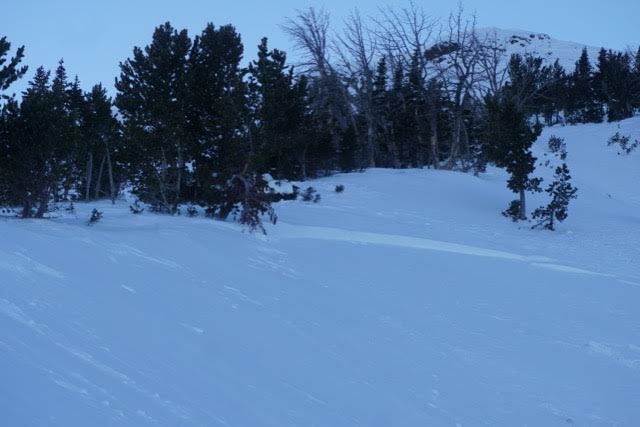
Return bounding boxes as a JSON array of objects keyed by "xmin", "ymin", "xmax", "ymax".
[{"xmin": 477, "ymin": 27, "xmax": 603, "ymax": 70}]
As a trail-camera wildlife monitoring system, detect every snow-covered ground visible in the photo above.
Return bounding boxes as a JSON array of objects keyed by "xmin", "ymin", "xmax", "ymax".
[{"xmin": 1, "ymin": 117, "xmax": 639, "ymax": 426}]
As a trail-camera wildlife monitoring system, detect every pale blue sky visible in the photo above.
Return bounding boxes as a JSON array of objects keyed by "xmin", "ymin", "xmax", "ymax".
[{"xmin": 3, "ymin": 0, "xmax": 640, "ymax": 96}]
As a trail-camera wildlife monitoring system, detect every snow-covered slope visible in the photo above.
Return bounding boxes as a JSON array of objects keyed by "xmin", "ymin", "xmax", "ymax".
[
  {"xmin": 477, "ymin": 27, "xmax": 603, "ymax": 70},
  {"xmin": 2, "ymin": 118, "xmax": 640, "ymax": 426}
]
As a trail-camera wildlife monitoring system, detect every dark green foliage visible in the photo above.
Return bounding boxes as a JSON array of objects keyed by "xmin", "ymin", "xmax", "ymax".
[
  {"xmin": 129, "ymin": 200, "xmax": 144, "ymax": 214},
  {"xmin": 0, "ymin": 36, "xmax": 27, "ymax": 97},
  {"xmin": 504, "ymin": 54, "xmax": 553, "ymax": 114},
  {"xmin": 484, "ymin": 94, "xmax": 542, "ymax": 220},
  {"xmin": 0, "ymin": 65, "xmax": 78, "ymax": 217},
  {"xmin": 186, "ymin": 204, "xmax": 198, "ymax": 217},
  {"xmin": 247, "ymin": 38, "xmax": 310, "ymax": 180},
  {"xmin": 116, "ymin": 22, "xmax": 193, "ymax": 214},
  {"xmin": 608, "ymin": 132, "xmax": 639, "ymax": 155},
  {"xmin": 547, "ymin": 136, "xmax": 567, "ymax": 159},
  {"xmin": 301, "ymin": 187, "xmax": 321, "ymax": 203},
  {"xmin": 188, "ymin": 23, "xmax": 247, "ymax": 205},
  {"xmin": 502, "ymin": 200, "xmax": 521, "ymax": 222},
  {"xmin": 69, "ymin": 83, "xmax": 121, "ymax": 203},
  {"xmin": 89, "ymin": 208, "xmax": 104, "ymax": 225},
  {"xmin": 566, "ymin": 48, "xmax": 604, "ymax": 124},
  {"xmin": 633, "ymin": 46, "xmax": 640, "ymax": 111},
  {"xmin": 335, "ymin": 184, "xmax": 345, "ymax": 193},
  {"xmin": 538, "ymin": 60, "xmax": 568, "ymax": 126},
  {"xmin": 215, "ymin": 173, "xmax": 278, "ymax": 234},
  {"xmin": 532, "ymin": 164, "xmax": 578, "ymax": 230},
  {"xmin": 594, "ymin": 48, "xmax": 636, "ymax": 122}
]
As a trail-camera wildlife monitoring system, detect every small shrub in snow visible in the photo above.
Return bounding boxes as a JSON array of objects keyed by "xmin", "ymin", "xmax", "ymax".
[
  {"xmin": 232, "ymin": 174, "xmax": 278, "ymax": 233},
  {"xmin": 335, "ymin": 185, "xmax": 345, "ymax": 193},
  {"xmin": 302, "ymin": 187, "xmax": 321, "ymax": 203},
  {"xmin": 502, "ymin": 200, "xmax": 521, "ymax": 222},
  {"xmin": 207, "ymin": 173, "xmax": 278, "ymax": 234},
  {"xmin": 270, "ymin": 185, "xmax": 299, "ymax": 202},
  {"xmin": 547, "ymin": 136, "xmax": 567, "ymax": 160},
  {"xmin": 88, "ymin": 209, "xmax": 103, "ymax": 225},
  {"xmin": 129, "ymin": 200, "xmax": 145, "ymax": 214},
  {"xmin": 608, "ymin": 132, "xmax": 638, "ymax": 155},
  {"xmin": 186, "ymin": 205, "xmax": 199, "ymax": 217}
]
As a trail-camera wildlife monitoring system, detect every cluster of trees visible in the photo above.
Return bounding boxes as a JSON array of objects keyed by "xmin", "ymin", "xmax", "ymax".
[
  {"xmin": 1, "ymin": 4, "xmax": 639, "ymax": 229},
  {"xmin": 0, "ymin": 61, "xmax": 119, "ymax": 218}
]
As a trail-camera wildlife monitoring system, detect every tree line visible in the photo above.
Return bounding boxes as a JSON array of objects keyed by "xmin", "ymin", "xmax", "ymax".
[{"xmin": 1, "ymin": 5, "xmax": 639, "ymax": 230}]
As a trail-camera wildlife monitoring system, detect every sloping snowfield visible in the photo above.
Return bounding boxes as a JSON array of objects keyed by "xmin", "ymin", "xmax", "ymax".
[{"xmin": 1, "ymin": 118, "xmax": 639, "ymax": 426}]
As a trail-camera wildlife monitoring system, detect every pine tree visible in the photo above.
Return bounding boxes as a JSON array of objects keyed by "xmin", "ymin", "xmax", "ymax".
[
  {"xmin": 0, "ymin": 66, "xmax": 76, "ymax": 217},
  {"xmin": 247, "ymin": 38, "xmax": 309, "ymax": 179},
  {"xmin": 532, "ymin": 163, "xmax": 578, "ymax": 230},
  {"xmin": 595, "ymin": 49, "xmax": 635, "ymax": 121},
  {"xmin": 82, "ymin": 84, "xmax": 120, "ymax": 203},
  {"xmin": 632, "ymin": 46, "xmax": 640, "ymax": 112},
  {"xmin": 484, "ymin": 95, "xmax": 542, "ymax": 221},
  {"xmin": 372, "ymin": 56, "xmax": 400, "ymax": 167},
  {"xmin": 116, "ymin": 22, "xmax": 192, "ymax": 214},
  {"xmin": 566, "ymin": 49, "xmax": 604, "ymax": 124},
  {"xmin": 0, "ymin": 36, "xmax": 27, "ymax": 97},
  {"xmin": 188, "ymin": 23, "xmax": 247, "ymax": 208}
]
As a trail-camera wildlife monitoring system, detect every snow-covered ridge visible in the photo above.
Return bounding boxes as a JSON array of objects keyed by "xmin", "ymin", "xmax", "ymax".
[{"xmin": 477, "ymin": 27, "xmax": 603, "ymax": 70}]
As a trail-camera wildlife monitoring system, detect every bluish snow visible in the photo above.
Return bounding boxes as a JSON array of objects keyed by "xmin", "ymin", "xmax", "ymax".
[{"xmin": 1, "ymin": 117, "xmax": 639, "ymax": 426}]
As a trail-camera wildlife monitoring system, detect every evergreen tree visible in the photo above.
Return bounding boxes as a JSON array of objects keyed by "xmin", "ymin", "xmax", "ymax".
[
  {"xmin": 81, "ymin": 84, "xmax": 121, "ymax": 202},
  {"xmin": 188, "ymin": 23, "xmax": 247, "ymax": 209},
  {"xmin": 0, "ymin": 36, "xmax": 27, "ymax": 98},
  {"xmin": 484, "ymin": 94, "xmax": 542, "ymax": 221},
  {"xmin": 247, "ymin": 38, "xmax": 309, "ymax": 179},
  {"xmin": 595, "ymin": 49, "xmax": 635, "ymax": 121},
  {"xmin": 632, "ymin": 46, "xmax": 640, "ymax": 111},
  {"xmin": 566, "ymin": 48, "xmax": 604, "ymax": 124},
  {"xmin": 532, "ymin": 163, "xmax": 578, "ymax": 230},
  {"xmin": 372, "ymin": 57, "xmax": 399, "ymax": 167},
  {"xmin": 115, "ymin": 22, "xmax": 192, "ymax": 213},
  {"xmin": 0, "ymin": 66, "xmax": 76, "ymax": 217}
]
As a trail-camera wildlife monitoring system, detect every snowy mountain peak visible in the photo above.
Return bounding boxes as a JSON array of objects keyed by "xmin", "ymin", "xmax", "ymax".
[{"xmin": 477, "ymin": 27, "xmax": 603, "ymax": 70}]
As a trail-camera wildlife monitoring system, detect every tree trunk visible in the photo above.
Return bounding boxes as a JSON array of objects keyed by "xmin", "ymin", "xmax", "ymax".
[
  {"xmin": 429, "ymin": 112, "xmax": 439, "ymax": 169},
  {"xmin": 444, "ymin": 109, "xmax": 463, "ymax": 169},
  {"xmin": 34, "ymin": 185, "xmax": 50, "ymax": 218},
  {"xmin": 366, "ymin": 119, "xmax": 376, "ymax": 168},
  {"xmin": 21, "ymin": 197, "xmax": 33, "ymax": 218},
  {"xmin": 519, "ymin": 189, "xmax": 527, "ymax": 220},
  {"xmin": 173, "ymin": 146, "xmax": 184, "ymax": 214},
  {"xmin": 105, "ymin": 142, "xmax": 116, "ymax": 204},
  {"xmin": 299, "ymin": 145, "xmax": 308, "ymax": 180},
  {"xmin": 94, "ymin": 154, "xmax": 106, "ymax": 200},
  {"xmin": 85, "ymin": 151, "xmax": 93, "ymax": 202}
]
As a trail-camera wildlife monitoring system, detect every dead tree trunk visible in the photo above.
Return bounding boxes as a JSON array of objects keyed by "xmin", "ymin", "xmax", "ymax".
[
  {"xmin": 94, "ymin": 154, "xmax": 106, "ymax": 200},
  {"xmin": 85, "ymin": 151, "xmax": 93, "ymax": 201},
  {"xmin": 105, "ymin": 142, "xmax": 116, "ymax": 204}
]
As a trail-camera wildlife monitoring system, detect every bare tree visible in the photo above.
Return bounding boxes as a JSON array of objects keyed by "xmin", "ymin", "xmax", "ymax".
[
  {"xmin": 283, "ymin": 8, "xmax": 357, "ymax": 169},
  {"xmin": 372, "ymin": 1, "xmax": 438, "ymax": 167},
  {"xmin": 476, "ymin": 30, "xmax": 508, "ymax": 98},
  {"xmin": 373, "ymin": 0, "xmax": 437, "ymax": 74},
  {"xmin": 431, "ymin": 4, "xmax": 482, "ymax": 169},
  {"xmin": 334, "ymin": 9, "xmax": 378, "ymax": 167},
  {"xmin": 282, "ymin": 7, "xmax": 332, "ymax": 78}
]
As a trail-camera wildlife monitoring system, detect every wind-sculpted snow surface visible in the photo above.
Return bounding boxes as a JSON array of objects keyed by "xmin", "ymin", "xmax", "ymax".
[{"xmin": 1, "ymin": 117, "xmax": 640, "ymax": 426}]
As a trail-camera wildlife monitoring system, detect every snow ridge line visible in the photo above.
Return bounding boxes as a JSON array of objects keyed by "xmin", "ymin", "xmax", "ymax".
[{"xmin": 277, "ymin": 224, "xmax": 617, "ymax": 278}]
